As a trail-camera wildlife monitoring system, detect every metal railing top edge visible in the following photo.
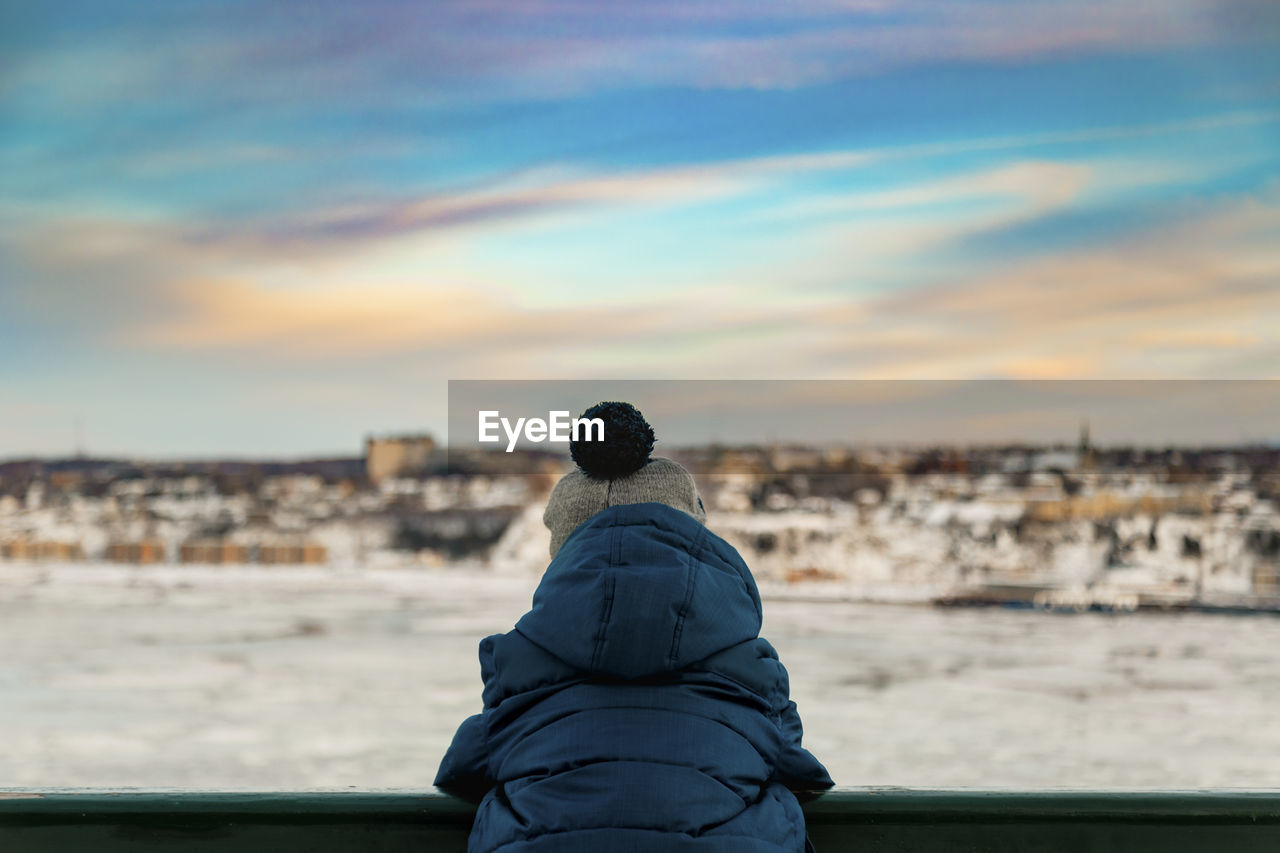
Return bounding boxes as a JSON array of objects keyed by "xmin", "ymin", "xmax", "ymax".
[{"xmin": 3, "ymin": 789, "xmax": 1280, "ymax": 824}]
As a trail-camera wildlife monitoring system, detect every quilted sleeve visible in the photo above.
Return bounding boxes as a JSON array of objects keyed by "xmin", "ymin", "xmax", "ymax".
[
  {"xmin": 433, "ymin": 712, "xmax": 492, "ymax": 802},
  {"xmin": 772, "ymin": 696, "xmax": 835, "ymax": 799},
  {"xmin": 701, "ymin": 637, "xmax": 836, "ymax": 795},
  {"xmin": 433, "ymin": 635, "xmax": 502, "ymax": 802}
]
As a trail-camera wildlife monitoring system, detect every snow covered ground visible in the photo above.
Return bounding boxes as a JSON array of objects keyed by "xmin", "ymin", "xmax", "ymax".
[{"xmin": 3, "ymin": 562, "xmax": 1280, "ymax": 790}]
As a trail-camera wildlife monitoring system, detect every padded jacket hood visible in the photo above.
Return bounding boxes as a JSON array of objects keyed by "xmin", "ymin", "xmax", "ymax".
[{"xmin": 516, "ymin": 502, "xmax": 763, "ymax": 679}]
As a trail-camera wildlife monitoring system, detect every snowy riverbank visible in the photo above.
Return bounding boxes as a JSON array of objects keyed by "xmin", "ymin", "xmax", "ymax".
[{"xmin": 3, "ymin": 562, "xmax": 1280, "ymax": 789}]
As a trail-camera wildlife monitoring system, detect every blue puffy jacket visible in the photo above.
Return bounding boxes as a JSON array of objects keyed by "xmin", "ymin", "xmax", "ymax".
[{"xmin": 435, "ymin": 502, "xmax": 833, "ymax": 852}]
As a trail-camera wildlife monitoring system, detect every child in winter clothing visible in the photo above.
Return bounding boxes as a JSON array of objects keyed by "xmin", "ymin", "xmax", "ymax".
[{"xmin": 436, "ymin": 402, "xmax": 833, "ymax": 852}]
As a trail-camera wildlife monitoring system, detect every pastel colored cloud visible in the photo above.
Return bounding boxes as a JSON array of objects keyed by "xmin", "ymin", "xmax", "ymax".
[
  {"xmin": 3, "ymin": 2, "xmax": 1278, "ymax": 455},
  {"xmin": 795, "ymin": 190, "xmax": 1280, "ymax": 379},
  {"xmin": 8, "ymin": 0, "xmax": 1271, "ymax": 110}
]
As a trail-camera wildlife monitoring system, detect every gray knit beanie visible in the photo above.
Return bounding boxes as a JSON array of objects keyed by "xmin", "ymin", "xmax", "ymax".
[{"xmin": 543, "ymin": 403, "xmax": 705, "ymax": 558}]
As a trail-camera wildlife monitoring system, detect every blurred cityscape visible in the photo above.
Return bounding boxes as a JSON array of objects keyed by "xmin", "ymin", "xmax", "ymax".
[{"xmin": 2, "ymin": 427, "xmax": 1278, "ymax": 612}]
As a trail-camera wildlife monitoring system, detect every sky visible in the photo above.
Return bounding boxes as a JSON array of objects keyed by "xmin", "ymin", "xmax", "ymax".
[{"xmin": 2, "ymin": 1, "xmax": 1278, "ymax": 457}]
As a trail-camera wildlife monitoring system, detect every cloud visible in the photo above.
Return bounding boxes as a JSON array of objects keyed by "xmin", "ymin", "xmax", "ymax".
[
  {"xmin": 10, "ymin": 160, "xmax": 1275, "ymax": 383},
  {"xmin": 1130, "ymin": 329, "xmax": 1262, "ymax": 350},
  {"xmin": 6, "ymin": 105, "xmax": 1276, "ymax": 386},
  {"xmin": 120, "ymin": 278, "xmax": 694, "ymax": 366},
  {"xmin": 13, "ymin": 107, "xmax": 1270, "ymax": 271},
  {"xmin": 5, "ymin": 0, "xmax": 1273, "ymax": 122},
  {"xmin": 109, "ymin": 186, "xmax": 1279, "ymax": 382},
  {"xmin": 230, "ymin": 164, "xmax": 757, "ymax": 248},
  {"xmin": 764, "ymin": 160, "xmax": 1093, "ymax": 260},
  {"xmin": 794, "ymin": 190, "xmax": 1280, "ymax": 378}
]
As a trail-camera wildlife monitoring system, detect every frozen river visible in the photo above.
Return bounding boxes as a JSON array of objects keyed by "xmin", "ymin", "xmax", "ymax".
[{"xmin": 3, "ymin": 563, "xmax": 1280, "ymax": 790}]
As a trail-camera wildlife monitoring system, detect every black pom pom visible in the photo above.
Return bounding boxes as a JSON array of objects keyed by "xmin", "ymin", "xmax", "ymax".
[{"xmin": 570, "ymin": 401, "xmax": 654, "ymax": 480}]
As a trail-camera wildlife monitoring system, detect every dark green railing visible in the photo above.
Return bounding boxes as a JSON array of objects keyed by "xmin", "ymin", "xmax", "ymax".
[{"xmin": 3, "ymin": 789, "xmax": 1280, "ymax": 851}]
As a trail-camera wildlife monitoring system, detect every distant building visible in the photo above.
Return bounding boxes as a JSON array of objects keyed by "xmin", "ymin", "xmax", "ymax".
[
  {"xmin": 1025, "ymin": 489, "xmax": 1211, "ymax": 523},
  {"xmin": 0, "ymin": 539, "xmax": 84, "ymax": 561},
  {"xmin": 176, "ymin": 538, "xmax": 327, "ymax": 565},
  {"xmin": 106, "ymin": 540, "xmax": 167, "ymax": 564},
  {"xmin": 365, "ymin": 434, "xmax": 435, "ymax": 483},
  {"xmin": 258, "ymin": 543, "xmax": 328, "ymax": 565},
  {"xmin": 179, "ymin": 540, "xmax": 250, "ymax": 565}
]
